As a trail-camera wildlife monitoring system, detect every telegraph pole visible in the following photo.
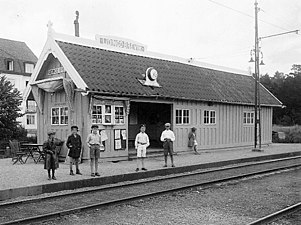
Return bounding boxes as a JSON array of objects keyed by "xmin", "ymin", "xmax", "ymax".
[
  {"xmin": 253, "ymin": 0, "xmax": 261, "ymax": 151},
  {"xmin": 250, "ymin": 1, "xmax": 298, "ymax": 151}
]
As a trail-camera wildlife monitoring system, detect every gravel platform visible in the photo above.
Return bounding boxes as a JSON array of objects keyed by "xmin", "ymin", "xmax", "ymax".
[{"xmin": 39, "ymin": 167, "xmax": 301, "ymax": 225}]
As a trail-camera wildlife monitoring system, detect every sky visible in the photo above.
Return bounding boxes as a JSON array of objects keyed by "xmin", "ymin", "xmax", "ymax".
[{"xmin": 1, "ymin": 0, "xmax": 300, "ymax": 76}]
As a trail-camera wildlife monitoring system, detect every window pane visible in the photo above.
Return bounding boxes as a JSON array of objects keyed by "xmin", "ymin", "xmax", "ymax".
[
  {"xmin": 105, "ymin": 115, "xmax": 111, "ymax": 123},
  {"xmin": 204, "ymin": 110, "xmax": 209, "ymax": 124},
  {"xmin": 210, "ymin": 111, "xmax": 216, "ymax": 124},
  {"xmin": 25, "ymin": 63, "xmax": 34, "ymax": 73},
  {"xmin": 176, "ymin": 110, "xmax": 182, "ymax": 124},
  {"xmin": 105, "ymin": 105, "xmax": 111, "ymax": 113}
]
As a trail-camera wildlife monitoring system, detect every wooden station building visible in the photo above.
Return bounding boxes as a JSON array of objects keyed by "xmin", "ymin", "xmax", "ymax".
[{"xmin": 24, "ymin": 25, "xmax": 282, "ymax": 161}]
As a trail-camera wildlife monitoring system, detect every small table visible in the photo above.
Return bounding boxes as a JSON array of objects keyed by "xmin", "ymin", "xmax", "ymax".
[{"xmin": 21, "ymin": 144, "xmax": 44, "ymax": 164}]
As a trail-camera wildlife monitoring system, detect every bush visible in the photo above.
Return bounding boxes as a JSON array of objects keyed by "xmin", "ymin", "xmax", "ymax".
[{"xmin": 272, "ymin": 125, "xmax": 301, "ymax": 143}]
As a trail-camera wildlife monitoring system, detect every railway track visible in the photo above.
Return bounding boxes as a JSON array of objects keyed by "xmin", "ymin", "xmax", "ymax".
[
  {"xmin": 247, "ymin": 202, "xmax": 301, "ymax": 225},
  {"xmin": 0, "ymin": 156, "xmax": 300, "ymax": 225}
]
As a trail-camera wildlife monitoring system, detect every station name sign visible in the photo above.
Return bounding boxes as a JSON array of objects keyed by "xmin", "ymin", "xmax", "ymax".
[
  {"xmin": 95, "ymin": 35, "xmax": 147, "ymax": 52},
  {"xmin": 48, "ymin": 67, "xmax": 65, "ymax": 76}
]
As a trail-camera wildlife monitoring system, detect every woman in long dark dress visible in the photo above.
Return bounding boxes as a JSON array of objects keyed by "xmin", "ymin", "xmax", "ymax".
[{"xmin": 43, "ymin": 131, "xmax": 62, "ymax": 180}]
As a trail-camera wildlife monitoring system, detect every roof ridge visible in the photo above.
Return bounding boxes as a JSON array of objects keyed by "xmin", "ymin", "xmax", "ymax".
[{"xmin": 53, "ymin": 32, "xmax": 249, "ymax": 76}]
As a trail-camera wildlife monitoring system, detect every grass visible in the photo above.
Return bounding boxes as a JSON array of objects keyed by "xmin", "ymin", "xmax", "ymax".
[{"xmin": 272, "ymin": 125, "xmax": 301, "ymax": 143}]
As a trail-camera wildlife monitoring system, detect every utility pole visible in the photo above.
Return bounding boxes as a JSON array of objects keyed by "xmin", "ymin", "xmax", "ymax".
[
  {"xmin": 249, "ymin": 1, "xmax": 298, "ymax": 151},
  {"xmin": 253, "ymin": 0, "xmax": 261, "ymax": 151}
]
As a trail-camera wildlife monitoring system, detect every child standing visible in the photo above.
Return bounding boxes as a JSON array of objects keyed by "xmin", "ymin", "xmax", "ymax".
[
  {"xmin": 66, "ymin": 125, "xmax": 82, "ymax": 175},
  {"xmin": 160, "ymin": 123, "xmax": 176, "ymax": 167},
  {"xmin": 43, "ymin": 131, "xmax": 62, "ymax": 180},
  {"xmin": 86, "ymin": 125, "xmax": 101, "ymax": 177},
  {"xmin": 188, "ymin": 127, "xmax": 199, "ymax": 154},
  {"xmin": 134, "ymin": 124, "xmax": 150, "ymax": 172}
]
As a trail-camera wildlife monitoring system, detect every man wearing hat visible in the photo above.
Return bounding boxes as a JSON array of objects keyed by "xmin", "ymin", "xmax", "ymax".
[
  {"xmin": 66, "ymin": 125, "xmax": 82, "ymax": 175},
  {"xmin": 160, "ymin": 123, "xmax": 176, "ymax": 167},
  {"xmin": 43, "ymin": 130, "xmax": 63, "ymax": 180}
]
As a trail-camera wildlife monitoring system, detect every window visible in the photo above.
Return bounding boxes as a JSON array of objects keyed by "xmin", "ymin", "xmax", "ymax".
[
  {"xmin": 27, "ymin": 101, "xmax": 36, "ymax": 112},
  {"xmin": 92, "ymin": 105, "xmax": 102, "ymax": 124},
  {"xmin": 60, "ymin": 107, "xmax": 68, "ymax": 125},
  {"xmin": 26, "ymin": 115, "xmax": 35, "ymax": 125},
  {"xmin": 91, "ymin": 105, "xmax": 125, "ymax": 125},
  {"xmin": 176, "ymin": 109, "xmax": 182, "ymax": 124},
  {"xmin": 6, "ymin": 60, "xmax": 14, "ymax": 71},
  {"xmin": 243, "ymin": 112, "xmax": 254, "ymax": 125},
  {"xmin": 104, "ymin": 105, "xmax": 112, "ymax": 124},
  {"xmin": 115, "ymin": 106, "xmax": 124, "ymax": 124},
  {"xmin": 51, "ymin": 107, "xmax": 68, "ymax": 125},
  {"xmin": 25, "ymin": 63, "xmax": 34, "ymax": 73},
  {"xmin": 51, "ymin": 108, "xmax": 60, "ymax": 125},
  {"xmin": 210, "ymin": 111, "xmax": 216, "ymax": 124},
  {"xmin": 204, "ymin": 110, "xmax": 216, "ymax": 125},
  {"xmin": 175, "ymin": 109, "xmax": 190, "ymax": 124}
]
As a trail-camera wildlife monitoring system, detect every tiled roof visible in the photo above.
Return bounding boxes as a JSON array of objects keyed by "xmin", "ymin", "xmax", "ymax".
[
  {"xmin": 57, "ymin": 41, "xmax": 281, "ymax": 106},
  {"xmin": 0, "ymin": 38, "xmax": 37, "ymax": 62}
]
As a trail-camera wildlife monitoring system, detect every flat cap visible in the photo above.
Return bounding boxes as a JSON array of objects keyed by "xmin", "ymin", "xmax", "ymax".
[
  {"xmin": 165, "ymin": 123, "xmax": 171, "ymax": 127},
  {"xmin": 71, "ymin": 125, "xmax": 79, "ymax": 130},
  {"xmin": 47, "ymin": 130, "xmax": 56, "ymax": 135}
]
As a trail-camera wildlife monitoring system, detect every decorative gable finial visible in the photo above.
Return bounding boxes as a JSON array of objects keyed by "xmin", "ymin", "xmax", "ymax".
[{"xmin": 47, "ymin": 20, "xmax": 54, "ymax": 37}]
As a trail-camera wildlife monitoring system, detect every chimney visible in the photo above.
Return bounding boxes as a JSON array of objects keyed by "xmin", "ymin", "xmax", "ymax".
[{"xmin": 74, "ymin": 11, "xmax": 79, "ymax": 37}]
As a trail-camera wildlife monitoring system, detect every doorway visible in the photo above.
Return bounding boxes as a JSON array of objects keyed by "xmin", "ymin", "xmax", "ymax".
[{"xmin": 128, "ymin": 102, "xmax": 172, "ymax": 149}]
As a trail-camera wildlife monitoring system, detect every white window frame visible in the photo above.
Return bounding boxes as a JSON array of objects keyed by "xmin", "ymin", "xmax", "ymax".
[
  {"xmin": 25, "ymin": 63, "xmax": 34, "ymax": 73},
  {"xmin": 7, "ymin": 60, "xmax": 14, "ymax": 71},
  {"xmin": 26, "ymin": 115, "xmax": 35, "ymax": 125},
  {"xmin": 243, "ymin": 111, "xmax": 254, "ymax": 125},
  {"xmin": 175, "ymin": 109, "xmax": 190, "ymax": 125},
  {"xmin": 204, "ymin": 110, "xmax": 216, "ymax": 125},
  {"xmin": 92, "ymin": 105, "xmax": 125, "ymax": 125},
  {"xmin": 114, "ymin": 106, "xmax": 125, "ymax": 124},
  {"xmin": 51, "ymin": 106, "xmax": 68, "ymax": 125}
]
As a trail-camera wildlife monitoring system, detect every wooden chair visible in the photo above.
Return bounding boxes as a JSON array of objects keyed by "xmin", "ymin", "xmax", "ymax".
[{"xmin": 9, "ymin": 140, "xmax": 26, "ymax": 164}]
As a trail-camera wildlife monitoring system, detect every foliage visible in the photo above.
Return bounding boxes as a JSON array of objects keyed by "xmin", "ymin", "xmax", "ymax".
[
  {"xmin": 0, "ymin": 75, "xmax": 26, "ymax": 141},
  {"xmin": 272, "ymin": 125, "xmax": 301, "ymax": 143},
  {"xmin": 260, "ymin": 64, "xmax": 301, "ymax": 125}
]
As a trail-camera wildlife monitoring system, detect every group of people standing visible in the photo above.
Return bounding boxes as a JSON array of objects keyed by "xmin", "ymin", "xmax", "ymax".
[{"xmin": 43, "ymin": 123, "xmax": 199, "ymax": 180}]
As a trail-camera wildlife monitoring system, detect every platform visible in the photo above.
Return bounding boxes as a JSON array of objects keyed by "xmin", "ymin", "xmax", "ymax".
[{"xmin": 0, "ymin": 143, "xmax": 300, "ymax": 201}]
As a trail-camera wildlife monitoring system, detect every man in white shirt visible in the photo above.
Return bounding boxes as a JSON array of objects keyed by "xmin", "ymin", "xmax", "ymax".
[
  {"xmin": 135, "ymin": 124, "xmax": 150, "ymax": 172},
  {"xmin": 160, "ymin": 123, "xmax": 175, "ymax": 167},
  {"xmin": 86, "ymin": 125, "xmax": 102, "ymax": 177}
]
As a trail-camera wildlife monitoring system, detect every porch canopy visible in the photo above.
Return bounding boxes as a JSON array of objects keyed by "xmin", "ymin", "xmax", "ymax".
[{"xmin": 30, "ymin": 77, "xmax": 75, "ymax": 113}]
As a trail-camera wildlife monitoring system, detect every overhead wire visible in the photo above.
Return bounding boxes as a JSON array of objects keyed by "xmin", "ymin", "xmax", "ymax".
[{"xmin": 207, "ymin": 0, "xmax": 300, "ymax": 35}]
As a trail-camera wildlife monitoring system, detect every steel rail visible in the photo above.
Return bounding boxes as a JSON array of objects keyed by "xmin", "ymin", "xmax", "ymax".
[
  {"xmin": 1, "ymin": 155, "xmax": 299, "ymax": 209},
  {"xmin": 0, "ymin": 157, "xmax": 300, "ymax": 225},
  {"xmin": 247, "ymin": 202, "xmax": 301, "ymax": 225}
]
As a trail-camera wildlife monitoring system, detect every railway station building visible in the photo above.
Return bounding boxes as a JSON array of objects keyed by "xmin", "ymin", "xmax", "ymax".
[{"xmin": 24, "ymin": 25, "xmax": 282, "ymax": 161}]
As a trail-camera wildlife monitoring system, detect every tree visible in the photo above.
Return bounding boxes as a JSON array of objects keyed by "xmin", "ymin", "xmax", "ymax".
[
  {"xmin": 260, "ymin": 65, "xmax": 301, "ymax": 125},
  {"xmin": 0, "ymin": 75, "xmax": 26, "ymax": 140}
]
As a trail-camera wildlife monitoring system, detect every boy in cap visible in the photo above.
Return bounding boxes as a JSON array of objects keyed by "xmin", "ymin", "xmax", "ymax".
[
  {"xmin": 134, "ymin": 124, "xmax": 150, "ymax": 172},
  {"xmin": 43, "ymin": 130, "xmax": 61, "ymax": 180},
  {"xmin": 86, "ymin": 125, "xmax": 101, "ymax": 177},
  {"xmin": 66, "ymin": 125, "xmax": 82, "ymax": 175},
  {"xmin": 160, "ymin": 123, "xmax": 176, "ymax": 167}
]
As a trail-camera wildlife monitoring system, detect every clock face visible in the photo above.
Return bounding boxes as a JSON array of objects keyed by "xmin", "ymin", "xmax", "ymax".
[{"xmin": 149, "ymin": 69, "xmax": 158, "ymax": 81}]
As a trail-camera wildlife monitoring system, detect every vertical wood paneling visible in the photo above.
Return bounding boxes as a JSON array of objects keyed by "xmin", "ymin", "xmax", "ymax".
[{"xmin": 38, "ymin": 96, "xmax": 273, "ymax": 154}]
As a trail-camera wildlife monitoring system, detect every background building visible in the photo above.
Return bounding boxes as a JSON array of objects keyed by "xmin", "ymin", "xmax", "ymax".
[{"xmin": 0, "ymin": 38, "xmax": 38, "ymax": 136}]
